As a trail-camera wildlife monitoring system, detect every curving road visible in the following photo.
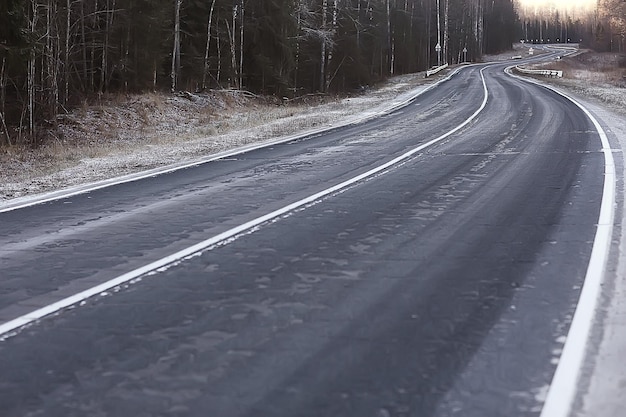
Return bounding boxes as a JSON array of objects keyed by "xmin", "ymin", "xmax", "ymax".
[{"xmin": 0, "ymin": 52, "xmax": 612, "ymax": 416}]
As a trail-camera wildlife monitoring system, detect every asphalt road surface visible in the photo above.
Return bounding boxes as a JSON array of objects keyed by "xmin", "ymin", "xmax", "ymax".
[{"xmin": 0, "ymin": 53, "xmax": 610, "ymax": 417}]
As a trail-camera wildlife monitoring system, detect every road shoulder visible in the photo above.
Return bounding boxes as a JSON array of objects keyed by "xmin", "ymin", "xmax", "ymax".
[{"xmin": 554, "ymin": 91, "xmax": 626, "ymax": 417}]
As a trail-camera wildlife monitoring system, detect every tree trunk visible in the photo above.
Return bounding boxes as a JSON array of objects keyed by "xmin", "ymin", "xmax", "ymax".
[
  {"xmin": 100, "ymin": 0, "xmax": 109, "ymax": 93},
  {"xmin": 123, "ymin": 5, "xmax": 130, "ymax": 92},
  {"xmin": 227, "ymin": 5, "xmax": 238, "ymax": 89},
  {"xmin": 80, "ymin": 0, "xmax": 88, "ymax": 90},
  {"xmin": 325, "ymin": 0, "xmax": 337, "ymax": 90},
  {"xmin": 28, "ymin": 0, "xmax": 38, "ymax": 140},
  {"xmin": 387, "ymin": 0, "xmax": 393, "ymax": 74},
  {"xmin": 89, "ymin": 0, "xmax": 98, "ymax": 93},
  {"xmin": 45, "ymin": 0, "xmax": 55, "ymax": 119},
  {"xmin": 320, "ymin": 0, "xmax": 327, "ymax": 92},
  {"xmin": 64, "ymin": 0, "xmax": 71, "ymax": 106},
  {"xmin": 239, "ymin": 0, "xmax": 244, "ymax": 89},
  {"xmin": 443, "ymin": 0, "xmax": 449, "ymax": 64},
  {"xmin": 171, "ymin": 0, "xmax": 182, "ymax": 92},
  {"xmin": 294, "ymin": 0, "xmax": 302, "ymax": 94},
  {"xmin": 478, "ymin": 0, "xmax": 484, "ymax": 55},
  {"xmin": 436, "ymin": 0, "xmax": 441, "ymax": 66},
  {"xmin": 217, "ymin": 16, "xmax": 222, "ymax": 85},
  {"xmin": 202, "ymin": 0, "xmax": 217, "ymax": 90},
  {"xmin": 0, "ymin": 58, "xmax": 11, "ymax": 146}
]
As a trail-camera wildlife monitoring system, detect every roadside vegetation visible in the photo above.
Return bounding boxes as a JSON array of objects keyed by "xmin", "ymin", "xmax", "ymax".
[
  {"xmin": 0, "ymin": 70, "xmax": 441, "ymax": 200},
  {"xmin": 515, "ymin": 0, "xmax": 626, "ymax": 113},
  {"xmin": 513, "ymin": 46, "xmax": 626, "ymax": 115},
  {"xmin": 0, "ymin": 0, "xmax": 518, "ymax": 148},
  {"xmin": 540, "ymin": 51, "xmax": 626, "ymax": 114},
  {"xmin": 0, "ymin": 1, "xmax": 624, "ymax": 202}
]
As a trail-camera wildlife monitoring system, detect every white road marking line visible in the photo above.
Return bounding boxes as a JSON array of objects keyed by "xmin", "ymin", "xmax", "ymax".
[
  {"xmin": 507, "ymin": 65, "xmax": 617, "ymax": 417},
  {"xmin": 0, "ymin": 68, "xmax": 490, "ymax": 339}
]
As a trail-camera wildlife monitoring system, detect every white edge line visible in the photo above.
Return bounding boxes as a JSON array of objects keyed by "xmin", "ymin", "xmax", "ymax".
[
  {"xmin": 0, "ymin": 67, "xmax": 467, "ymax": 215},
  {"xmin": 0, "ymin": 67, "xmax": 490, "ymax": 339},
  {"xmin": 506, "ymin": 66, "xmax": 617, "ymax": 417}
]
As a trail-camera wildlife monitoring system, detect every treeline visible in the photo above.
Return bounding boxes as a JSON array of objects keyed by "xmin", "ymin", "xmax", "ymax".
[
  {"xmin": 519, "ymin": 9, "xmax": 588, "ymax": 45},
  {"xmin": 0, "ymin": 0, "xmax": 518, "ymax": 146},
  {"xmin": 517, "ymin": 0, "xmax": 626, "ymax": 53},
  {"xmin": 594, "ymin": 0, "xmax": 626, "ymax": 52}
]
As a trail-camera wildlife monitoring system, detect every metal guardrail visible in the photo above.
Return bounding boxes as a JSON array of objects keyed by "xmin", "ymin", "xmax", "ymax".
[
  {"xmin": 426, "ymin": 63, "xmax": 449, "ymax": 77},
  {"xmin": 515, "ymin": 66, "xmax": 563, "ymax": 78}
]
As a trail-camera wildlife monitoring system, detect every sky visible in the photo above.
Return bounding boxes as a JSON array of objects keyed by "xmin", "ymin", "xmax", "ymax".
[{"xmin": 517, "ymin": 0, "xmax": 596, "ymax": 12}]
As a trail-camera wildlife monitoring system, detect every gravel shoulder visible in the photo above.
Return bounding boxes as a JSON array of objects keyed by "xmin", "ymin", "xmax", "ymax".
[
  {"xmin": 546, "ymin": 92, "xmax": 626, "ymax": 417},
  {"xmin": 515, "ymin": 51, "xmax": 626, "ymax": 417},
  {"xmin": 557, "ymin": 86, "xmax": 626, "ymax": 417}
]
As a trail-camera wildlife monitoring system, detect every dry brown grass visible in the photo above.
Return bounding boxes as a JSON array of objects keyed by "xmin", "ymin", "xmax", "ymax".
[
  {"xmin": 534, "ymin": 51, "xmax": 626, "ymax": 86},
  {"xmin": 0, "ymin": 71, "xmax": 442, "ymax": 199},
  {"xmin": 526, "ymin": 50, "xmax": 626, "ymax": 115}
]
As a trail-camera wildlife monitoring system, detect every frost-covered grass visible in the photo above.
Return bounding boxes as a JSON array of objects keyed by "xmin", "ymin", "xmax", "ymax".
[
  {"xmin": 2, "ymin": 46, "xmax": 624, "ymax": 202},
  {"xmin": 0, "ymin": 72, "xmax": 438, "ymax": 200},
  {"xmin": 526, "ymin": 50, "xmax": 626, "ymax": 114}
]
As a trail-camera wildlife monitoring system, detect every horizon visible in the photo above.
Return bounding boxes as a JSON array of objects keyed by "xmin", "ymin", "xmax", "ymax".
[{"xmin": 518, "ymin": 0, "xmax": 596, "ymax": 13}]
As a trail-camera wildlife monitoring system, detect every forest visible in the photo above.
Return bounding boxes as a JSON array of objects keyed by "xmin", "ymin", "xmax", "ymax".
[
  {"xmin": 518, "ymin": 0, "xmax": 626, "ymax": 53},
  {"xmin": 594, "ymin": 0, "xmax": 626, "ymax": 52},
  {"xmin": 0, "ymin": 0, "xmax": 519, "ymax": 147},
  {"xmin": 518, "ymin": 7, "xmax": 588, "ymax": 45}
]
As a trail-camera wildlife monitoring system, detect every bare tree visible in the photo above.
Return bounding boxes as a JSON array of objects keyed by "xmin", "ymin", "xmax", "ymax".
[
  {"xmin": 325, "ymin": 0, "xmax": 338, "ymax": 89},
  {"xmin": 27, "ymin": 0, "xmax": 39, "ymax": 140},
  {"xmin": 436, "ymin": 0, "xmax": 441, "ymax": 65},
  {"xmin": 64, "ymin": 0, "xmax": 71, "ymax": 105},
  {"xmin": 171, "ymin": 0, "xmax": 182, "ymax": 92},
  {"xmin": 294, "ymin": 0, "xmax": 303, "ymax": 93},
  {"xmin": 0, "ymin": 58, "xmax": 11, "ymax": 146},
  {"xmin": 202, "ymin": 0, "xmax": 217, "ymax": 90},
  {"xmin": 320, "ymin": 0, "xmax": 328, "ymax": 92},
  {"xmin": 239, "ymin": 0, "xmax": 244, "ymax": 89},
  {"xmin": 79, "ymin": 0, "xmax": 88, "ymax": 89},
  {"xmin": 443, "ymin": 0, "xmax": 449, "ymax": 64},
  {"xmin": 477, "ymin": 0, "xmax": 484, "ymax": 56},
  {"xmin": 100, "ymin": 0, "xmax": 115, "ymax": 93},
  {"xmin": 226, "ymin": 3, "xmax": 239, "ymax": 89},
  {"xmin": 44, "ymin": 0, "xmax": 60, "ymax": 120},
  {"xmin": 355, "ymin": 0, "xmax": 361, "ymax": 49},
  {"xmin": 387, "ymin": 0, "xmax": 393, "ymax": 74},
  {"xmin": 216, "ymin": 15, "xmax": 222, "ymax": 85}
]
